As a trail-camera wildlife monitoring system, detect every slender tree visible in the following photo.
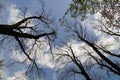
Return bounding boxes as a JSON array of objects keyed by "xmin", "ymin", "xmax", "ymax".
[{"xmin": 56, "ymin": 0, "xmax": 120, "ymax": 80}]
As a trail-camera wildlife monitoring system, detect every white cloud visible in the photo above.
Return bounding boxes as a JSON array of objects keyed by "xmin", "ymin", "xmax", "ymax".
[
  {"xmin": 12, "ymin": 50, "xmax": 27, "ymax": 62},
  {"xmin": 97, "ymin": 36, "xmax": 120, "ymax": 51},
  {"xmin": 37, "ymin": 54, "xmax": 55, "ymax": 68},
  {"xmin": 6, "ymin": 70, "xmax": 27, "ymax": 80},
  {"xmin": 7, "ymin": 4, "xmax": 20, "ymax": 24}
]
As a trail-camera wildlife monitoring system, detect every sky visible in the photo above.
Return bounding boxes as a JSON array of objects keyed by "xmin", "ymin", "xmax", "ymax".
[
  {"xmin": 0, "ymin": 0, "xmax": 71, "ymax": 22},
  {"xmin": 0, "ymin": 0, "xmax": 72, "ymax": 80},
  {"xmin": 0, "ymin": 0, "xmax": 120, "ymax": 80}
]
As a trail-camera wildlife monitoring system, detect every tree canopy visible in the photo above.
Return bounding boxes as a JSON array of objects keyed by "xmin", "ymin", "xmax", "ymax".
[
  {"xmin": 66, "ymin": 0, "xmax": 119, "ymax": 20},
  {"xmin": 0, "ymin": 0, "xmax": 120, "ymax": 80}
]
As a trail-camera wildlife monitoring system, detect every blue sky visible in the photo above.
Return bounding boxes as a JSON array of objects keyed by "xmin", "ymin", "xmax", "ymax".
[
  {"xmin": 0, "ymin": 0, "xmax": 71, "ymax": 24},
  {"xmin": 0, "ymin": 0, "xmax": 72, "ymax": 80},
  {"xmin": 0, "ymin": 0, "xmax": 120, "ymax": 80}
]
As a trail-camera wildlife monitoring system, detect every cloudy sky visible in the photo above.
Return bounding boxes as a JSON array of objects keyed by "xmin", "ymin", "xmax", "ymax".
[
  {"xmin": 0, "ymin": 0, "xmax": 71, "ymax": 22},
  {"xmin": 0, "ymin": 0, "xmax": 120, "ymax": 80},
  {"xmin": 0, "ymin": 0, "xmax": 72, "ymax": 80}
]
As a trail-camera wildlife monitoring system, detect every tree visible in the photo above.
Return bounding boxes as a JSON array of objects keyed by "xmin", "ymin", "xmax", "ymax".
[
  {"xmin": 56, "ymin": 0, "xmax": 120, "ymax": 80},
  {"xmin": 0, "ymin": 0, "xmax": 120, "ymax": 80},
  {"xmin": 64, "ymin": 0, "xmax": 119, "ymax": 20},
  {"xmin": 0, "ymin": 4, "xmax": 55, "ymax": 80}
]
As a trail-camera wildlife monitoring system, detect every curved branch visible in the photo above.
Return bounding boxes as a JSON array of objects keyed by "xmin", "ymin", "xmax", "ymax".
[
  {"xmin": 15, "ymin": 37, "xmax": 33, "ymax": 61},
  {"xmin": 6, "ymin": 30, "xmax": 55, "ymax": 39},
  {"xmin": 11, "ymin": 16, "xmax": 48, "ymax": 29}
]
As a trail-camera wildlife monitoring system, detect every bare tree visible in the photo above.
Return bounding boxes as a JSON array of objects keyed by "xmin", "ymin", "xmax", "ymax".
[
  {"xmin": 54, "ymin": 1, "xmax": 120, "ymax": 80},
  {"xmin": 55, "ymin": 41, "xmax": 92, "ymax": 80},
  {"xmin": 55, "ymin": 19, "xmax": 120, "ymax": 80},
  {"xmin": 0, "ymin": 5, "xmax": 56, "ymax": 80}
]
